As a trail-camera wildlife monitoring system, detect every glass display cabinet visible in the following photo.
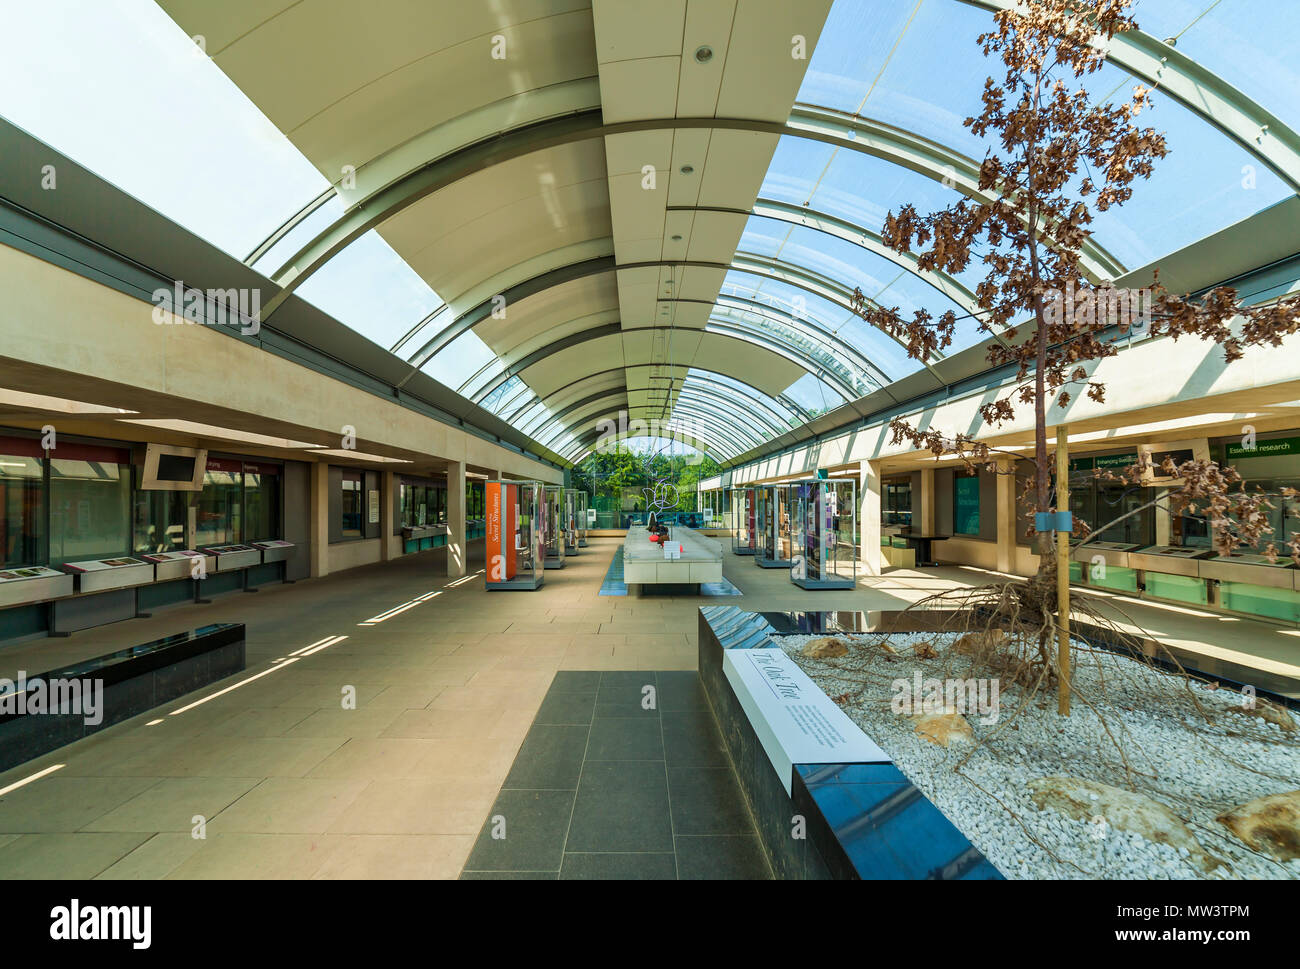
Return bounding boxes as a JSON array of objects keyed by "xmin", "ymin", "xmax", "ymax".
[
  {"xmin": 563, "ymin": 488, "xmax": 581, "ymax": 555},
  {"xmin": 792, "ymin": 478, "xmax": 858, "ymax": 590},
  {"xmin": 754, "ymin": 483, "xmax": 795, "ymax": 569},
  {"xmin": 485, "ymin": 480, "xmax": 543, "ymax": 590},
  {"xmin": 574, "ymin": 490, "xmax": 590, "ymax": 547},
  {"xmin": 730, "ymin": 486, "xmax": 756, "ymax": 555},
  {"xmin": 542, "ymin": 484, "xmax": 565, "ymax": 569}
]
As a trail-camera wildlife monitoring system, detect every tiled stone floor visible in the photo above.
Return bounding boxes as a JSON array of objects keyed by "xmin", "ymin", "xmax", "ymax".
[
  {"xmin": 460, "ymin": 670, "xmax": 769, "ymax": 879},
  {"xmin": 0, "ymin": 535, "xmax": 1295, "ymax": 879}
]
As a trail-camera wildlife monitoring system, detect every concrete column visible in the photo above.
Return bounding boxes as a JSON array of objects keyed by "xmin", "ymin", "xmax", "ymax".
[
  {"xmin": 380, "ymin": 470, "xmax": 398, "ymax": 562},
  {"xmin": 447, "ymin": 460, "xmax": 466, "ymax": 578},
  {"xmin": 996, "ymin": 458, "xmax": 1017, "ymax": 574},
  {"xmin": 859, "ymin": 460, "xmax": 882, "ymax": 576},
  {"xmin": 919, "ymin": 468, "xmax": 936, "ymax": 536},
  {"xmin": 1154, "ymin": 487, "xmax": 1172, "ymax": 544},
  {"xmin": 309, "ymin": 461, "xmax": 330, "ymax": 579}
]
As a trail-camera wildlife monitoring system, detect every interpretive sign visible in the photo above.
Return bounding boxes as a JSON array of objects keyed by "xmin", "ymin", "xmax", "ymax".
[{"xmin": 722, "ymin": 647, "xmax": 889, "ymax": 794}]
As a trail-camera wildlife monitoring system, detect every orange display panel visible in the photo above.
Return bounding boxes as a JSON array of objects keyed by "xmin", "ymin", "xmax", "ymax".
[{"xmin": 487, "ymin": 483, "xmax": 519, "ymax": 582}]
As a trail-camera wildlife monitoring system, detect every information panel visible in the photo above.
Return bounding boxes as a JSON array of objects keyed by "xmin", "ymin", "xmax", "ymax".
[{"xmin": 722, "ymin": 647, "xmax": 889, "ymax": 794}]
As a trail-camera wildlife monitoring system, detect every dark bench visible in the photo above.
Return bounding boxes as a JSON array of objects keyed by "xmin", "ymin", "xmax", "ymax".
[{"xmin": 0, "ymin": 623, "xmax": 245, "ymax": 773}]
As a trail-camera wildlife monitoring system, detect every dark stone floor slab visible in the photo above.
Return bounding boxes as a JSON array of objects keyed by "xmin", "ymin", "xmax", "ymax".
[
  {"xmin": 661, "ymin": 711, "xmax": 729, "ymax": 768},
  {"xmin": 594, "ymin": 671, "xmax": 660, "ymax": 718},
  {"xmin": 559, "ymin": 852, "xmax": 677, "ymax": 880},
  {"xmin": 462, "ymin": 789, "xmax": 575, "ymax": 873},
  {"xmin": 502, "ymin": 724, "xmax": 589, "ymax": 790},
  {"xmin": 566, "ymin": 760, "xmax": 673, "ymax": 852},
  {"xmin": 533, "ymin": 691, "xmax": 596, "ymax": 726},
  {"xmin": 461, "ymin": 669, "xmax": 770, "ymax": 879},
  {"xmin": 460, "ymin": 870, "xmax": 559, "ymax": 880},
  {"xmin": 585, "ymin": 717, "xmax": 665, "ymax": 761},
  {"xmin": 675, "ymin": 835, "xmax": 771, "ymax": 880},
  {"xmin": 667, "ymin": 766, "xmax": 752, "ymax": 836},
  {"xmin": 549, "ymin": 671, "xmax": 601, "ymax": 694},
  {"xmin": 655, "ymin": 671, "xmax": 709, "ymax": 712}
]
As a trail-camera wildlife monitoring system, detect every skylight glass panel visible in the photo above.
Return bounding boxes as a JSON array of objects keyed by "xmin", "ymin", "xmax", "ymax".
[
  {"xmin": 719, "ymin": 270, "xmax": 917, "ymax": 380},
  {"xmin": 1127, "ymin": 0, "xmax": 1300, "ymax": 136},
  {"xmin": 250, "ymin": 195, "xmax": 345, "ymax": 275},
  {"xmin": 783, "ymin": 372, "xmax": 847, "ymax": 417},
  {"xmin": 480, "ymin": 375, "xmax": 525, "ymax": 415},
  {"xmin": 796, "ymin": 0, "xmax": 1293, "ymax": 276},
  {"xmin": 0, "ymin": 0, "xmax": 329, "ymax": 260},
  {"xmin": 296, "ymin": 230, "xmax": 444, "ymax": 350},
  {"xmin": 1084, "ymin": 68, "xmax": 1292, "ymax": 269},
  {"xmin": 421, "ymin": 330, "xmax": 496, "ymax": 390},
  {"xmin": 680, "ymin": 371, "xmax": 802, "ymax": 429}
]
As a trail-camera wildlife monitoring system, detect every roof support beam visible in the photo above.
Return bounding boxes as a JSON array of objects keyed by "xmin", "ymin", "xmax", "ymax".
[
  {"xmin": 261, "ymin": 110, "xmax": 1131, "ymax": 325},
  {"xmin": 501, "ymin": 363, "xmax": 815, "ymax": 427},
  {"xmin": 467, "ymin": 321, "xmax": 862, "ymax": 409},
  {"xmin": 678, "ymin": 199, "xmax": 983, "ymax": 315}
]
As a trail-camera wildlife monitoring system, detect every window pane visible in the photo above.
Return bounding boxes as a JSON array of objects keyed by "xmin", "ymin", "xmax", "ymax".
[
  {"xmin": 244, "ymin": 471, "xmax": 281, "ymax": 541},
  {"xmin": 132, "ymin": 486, "xmax": 187, "ymax": 554},
  {"xmin": 49, "ymin": 459, "xmax": 130, "ymax": 565},
  {"xmin": 1, "ymin": 455, "xmax": 45, "ymax": 568},
  {"xmin": 341, "ymin": 472, "xmax": 362, "ymax": 538},
  {"xmin": 196, "ymin": 469, "xmax": 243, "ymax": 546},
  {"xmin": 954, "ymin": 474, "xmax": 980, "ymax": 536}
]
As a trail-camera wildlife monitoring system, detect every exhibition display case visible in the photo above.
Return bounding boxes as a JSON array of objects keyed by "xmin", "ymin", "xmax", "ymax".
[
  {"xmin": 563, "ymin": 489, "xmax": 581, "ymax": 554},
  {"xmin": 139, "ymin": 550, "xmax": 214, "ymax": 582},
  {"xmin": 0, "ymin": 566, "xmax": 73, "ymax": 608},
  {"xmin": 730, "ymin": 486, "xmax": 756, "ymax": 556},
  {"xmin": 542, "ymin": 484, "xmax": 565, "ymax": 569},
  {"xmin": 201, "ymin": 544, "xmax": 261, "ymax": 571},
  {"xmin": 485, "ymin": 480, "xmax": 544, "ymax": 591},
  {"xmin": 60, "ymin": 557, "xmax": 153, "ymax": 594},
  {"xmin": 792, "ymin": 478, "xmax": 858, "ymax": 590},
  {"xmin": 754, "ymin": 484, "xmax": 795, "ymax": 569}
]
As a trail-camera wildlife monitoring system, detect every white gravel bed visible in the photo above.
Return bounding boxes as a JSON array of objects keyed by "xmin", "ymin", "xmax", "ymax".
[{"xmin": 778, "ymin": 631, "xmax": 1300, "ymax": 880}]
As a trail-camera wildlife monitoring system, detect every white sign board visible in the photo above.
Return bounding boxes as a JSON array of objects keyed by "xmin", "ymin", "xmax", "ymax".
[
  {"xmin": 722, "ymin": 647, "xmax": 889, "ymax": 795},
  {"xmin": 367, "ymin": 489, "xmax": 380, "ymax": 524}
]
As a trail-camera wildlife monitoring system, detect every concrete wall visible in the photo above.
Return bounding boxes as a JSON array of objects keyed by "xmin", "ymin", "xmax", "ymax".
[{"xmin": 0, "ymin": 242, "xmax": 562, "ymax": 486}]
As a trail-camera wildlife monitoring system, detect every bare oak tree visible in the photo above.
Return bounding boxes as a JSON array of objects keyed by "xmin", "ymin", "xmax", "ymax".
[{"xmin": 849, "ymin": 0, "xmax": 1300, "ymax": 612}]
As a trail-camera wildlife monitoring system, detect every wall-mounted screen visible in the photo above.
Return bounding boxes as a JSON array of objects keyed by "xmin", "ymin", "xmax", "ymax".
[{"xmin": 141, "ymin": 443, "xmax": 207, "ymax": 491}]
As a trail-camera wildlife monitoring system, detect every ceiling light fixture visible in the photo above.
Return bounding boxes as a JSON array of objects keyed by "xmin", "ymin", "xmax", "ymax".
[
  {"xmin": 679, "ymin": 165, "xmax": 694, "ymax": 174},
  {"xmin": 695, "ymin": 45, "xmax": 713, "ymax": 63}
]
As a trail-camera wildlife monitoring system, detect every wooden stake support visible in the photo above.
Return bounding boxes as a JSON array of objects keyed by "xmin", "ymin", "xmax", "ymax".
[{"xmin": 1056, "ymin": 424, "xmax": 1071, "ymax": 716}]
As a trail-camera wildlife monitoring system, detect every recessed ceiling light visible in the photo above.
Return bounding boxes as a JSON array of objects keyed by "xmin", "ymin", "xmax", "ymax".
[
  {"xmin": 680, "ymin": 164, "xmax": 694, "ymax": 174},
  {"xmin": 671, "ymin": 234, "xmax": 682, "ymax": 241},
  {"xmin": 695, "ymin": 45, "xmax": 713, "ymax": 63}
]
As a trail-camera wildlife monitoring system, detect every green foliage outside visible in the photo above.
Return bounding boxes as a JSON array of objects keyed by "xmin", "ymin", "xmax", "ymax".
[{"xmin": 571, "ymin": 445, "xmax": 722, "ymax": 526}]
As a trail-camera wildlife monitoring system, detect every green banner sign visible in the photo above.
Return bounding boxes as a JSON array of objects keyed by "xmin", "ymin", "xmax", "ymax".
[
  {"xmin": 1226, "ymin": 436, "xmax": 1300, "ymax": 460},
  {"xmin": 1070, "ymin": 452, "xmax": 1138, "ymax": 472}
]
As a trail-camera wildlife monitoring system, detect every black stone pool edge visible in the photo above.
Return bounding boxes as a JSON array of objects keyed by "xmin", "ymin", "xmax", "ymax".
[{"xmin": 697, "ymin": 606, "xmax": 1003, "ymax": 880}]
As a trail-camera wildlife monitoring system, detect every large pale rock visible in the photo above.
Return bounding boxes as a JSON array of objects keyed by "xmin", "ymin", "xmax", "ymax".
[
  {"xmin": 802, "ymin": 637, "xmax": 850, "ymax": 659},
  {"xmin": 1224, "ymin": 699, "xmax": 1296, "ymax": 733},
  {"xmin": 1217, "ymin": 791, "xmax": 1300, "ymax": 862},
  {"xmin": 1028, "ymin": 776, "xmax": 1226, "ymax": 873},
  {"xmin": 953, "ymin": 628, "xmax": 1007, "ymax": 657},
  {"xmin": 915, "ymin": 712, "xmax": 974, "ymax": 747}
]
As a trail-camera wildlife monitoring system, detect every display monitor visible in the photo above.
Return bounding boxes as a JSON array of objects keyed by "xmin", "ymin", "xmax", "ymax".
[{"xmin": 141, "ymin": 443, "xmax": 207, "ymax": 491}]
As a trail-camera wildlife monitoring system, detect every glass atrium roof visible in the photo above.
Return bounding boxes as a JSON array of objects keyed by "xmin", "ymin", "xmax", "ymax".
[{"xmin": 1, "ymin": 0, "xmax": 1295, "ymax": 467}]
